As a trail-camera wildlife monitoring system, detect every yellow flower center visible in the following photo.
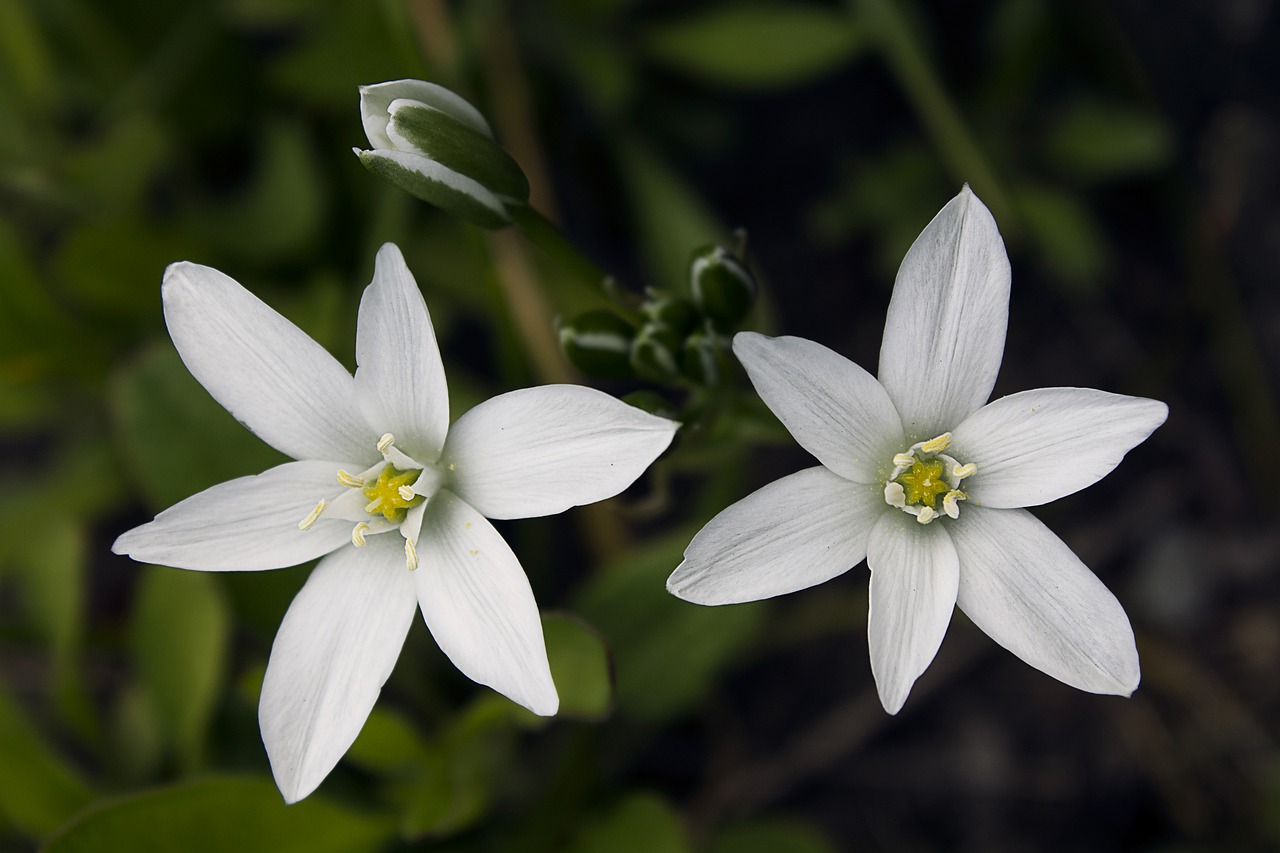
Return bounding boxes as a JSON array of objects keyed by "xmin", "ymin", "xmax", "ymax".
[
  {"xmin": 894, "ymin": 457, "xmax": 951, "ymax": 509},
  {"xmin": 883, "ymin": 432, "xmax": 977, "ymax": 524},
  {"xmin": 362, "ymin": 464, "xmax": 424, "ymax": 524}
]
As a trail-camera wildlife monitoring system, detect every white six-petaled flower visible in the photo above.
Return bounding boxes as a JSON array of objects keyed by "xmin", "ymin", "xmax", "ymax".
[
  {"xmin": 113, "ymin": 243, "xmax": 677, "ymax": 802},
  {"xmin": 666, "ymin": 187, "xmax": 1167, "ymax": 715}
]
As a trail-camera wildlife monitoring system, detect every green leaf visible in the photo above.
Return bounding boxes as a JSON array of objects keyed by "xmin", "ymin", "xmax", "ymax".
[
  {"xmin": 54, "ymin": 219, "xmax": 180, "ymax": 327},
  {"xmin": 345, "ymin": 708, "xmax": 433, "ymax": 773},
  {"xmin": 43, "ymin": 776, "xmax": 393, "ymax": 853},
  {"xmin": 9, "ymin": 517, "xmax": 86, "ymax": 685},
  {"xmin": 709, "ymin": 820, "xmax": 837, "ymax": 853},
  {"xmin": 0, "ymin": 684, "xmax": 92, "ymax": 837},
  {"xmin": 1045, "ymin": 100, "xmax": 1174, "ymax": 182},
  {"xmin": 644, "ymin": 4, "xmax": 865, "ymax": 90},
  {"xmin": 129, "ymin": 567, "xmax": 231, "ymax": 769},
  {"xmin": 569, "ymin": 792, "xmax": 690, "ymax": 853},
  {"xmin": 1014, "ymin": 184, "xmax": 1108, "ymax": 291},
  {"xmin": 111, "ymin": 343, "xmax": 287, "ymax": 510},
  {"xmin": 576, "ymin": 527, "xmax": 765, "ymax": 722},
  {"xmin": 543, "ymin": 613, "xmax": 613, "ymax": 720}
]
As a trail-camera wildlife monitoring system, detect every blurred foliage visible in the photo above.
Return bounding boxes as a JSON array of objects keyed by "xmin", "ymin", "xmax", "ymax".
[{"xmin": 0, "ymin": 0, "xmax": 1268, "ymax": 849}]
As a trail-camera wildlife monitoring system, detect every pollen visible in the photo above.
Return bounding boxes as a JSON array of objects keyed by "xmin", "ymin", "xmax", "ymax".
[
  {"xmin": 298, "ymin": 499, "xmax": 327, "ymax": 531},
  {"xmin": 337, "ymin": 469, "xmax": 364, "ymax": 488},
  {"xmin": 404, "ymin": 537, "xmax": 419, "ymax": 571},
  {"xmin": 920, "ymin": 432, "xmax": 952, "ymax": 454},
  {"xmin": 362, "ymin": 464, "xmax": 425, "ymax": 524},
  {"xmin": 351, "ymin": 522, "xmax": 371, "ymax": 547}
]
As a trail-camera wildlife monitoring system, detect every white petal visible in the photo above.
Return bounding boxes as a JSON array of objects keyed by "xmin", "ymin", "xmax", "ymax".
[
  {"xmin": 733, "ymin": 333, "xmax": 905, "ymax": 484},
  {"xmin": 359, "ymin": 79, "xmax": 494, "ymax": 149},
  {"xmin": 877, "ymin": 187, "xmax": 1012, "ymax": 439},
  {"xmin": 260, "ymin": 537, "xmax": 417, "ymax": 803},
  {"xmin": 951, "ymin": 387, "xmax": 1167, "ymax": 508},
  {"xmin": 162, "ymin": 262, "xmax": 377, "ymax": 465},
  {"xmin": 413, "ymin": 490, "xmax": 557, "ymax": 715},
  {"xmin": 354, "ymin": 149, "xmax": 509, "ymax": 223},
  {"xmin": 442, "ymin": 386, "xmax": 677, "ymax": 520},
  {"xmin": 866, "ymin": 511, "xmax": 959, "ymax": 714},
  {"xmin": 111, "ymin": 461, "xmax": 352, "ymax": 571},
  {"xmin": 951, "ymin": 506, "xmax": 1139, "ymax": 696},
  {"xmin": 354, "ymin": 244, "xmax": 450, "ymax": 463},
  {"xmin": 667, "ymin": 467, "xmax": 884, "ymax": 605}
]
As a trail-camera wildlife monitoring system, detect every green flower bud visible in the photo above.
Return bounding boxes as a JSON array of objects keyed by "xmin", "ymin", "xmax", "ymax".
[
  {"xmin": 641, "ymin": 294, "xmax": 700, "ymax": 338},
  {"xmin": 690, "ymin": 245, "xmax": 756, "ymax": 331},
  {"xmin": 356, "ymin": 79, "xmax": 529, "ymax": 228},
  {"xmin": 680, "ymin": 327, "xmax": 721, "ymax": 386},
  {"xmin": 558, "ymin": 311, "xmax": 636, "ymax": 379},
  {"xmin": 629, "ymin": 322, "xmax": 682, "ymax": 381}
]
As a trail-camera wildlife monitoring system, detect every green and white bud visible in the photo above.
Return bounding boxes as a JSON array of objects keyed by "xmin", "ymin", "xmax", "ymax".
[
  {"xmin": 356, "ymin": 79, "xmax": 529, "ymax": 228},
  {"xmin": 690, "ymin": 245, "xmax": 756, "ymax": 332},
  {"xmin": 680, "ymin": 326, "xmax": 721, "ymax": 386},
  {"xmin": 558, "ymin": 310, "xmax": 636, "ymax": 379},
  {"xmin": 630, "ymin": 322, "xmax": 683, "ymax": 381},
  {"xmin": 641, "ymin": 294, "xmax": 700, "ymax": 338}
]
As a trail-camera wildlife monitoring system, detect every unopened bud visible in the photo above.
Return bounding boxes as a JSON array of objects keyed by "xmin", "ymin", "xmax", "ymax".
[
  {"xmin": 690, "ymin": 245, "xmax": 756, "ymax": 332},
  {"xmin": 680, "ymin": 327, "xmax": 721, "ymax": 385},
  {"xmin": 641, "ymin": 294, "xmax": 700, "ymax": 338},
  {"xmin": 355, "ymin": 80, "xmax": 529, "ymax": 228},
  {"xmin": 630, "ymin": 322, "xmax": 682, "ymax": 381},
  {"xmin": 558, "ymin": 311, "xmax": 636, "ymax": 379}
]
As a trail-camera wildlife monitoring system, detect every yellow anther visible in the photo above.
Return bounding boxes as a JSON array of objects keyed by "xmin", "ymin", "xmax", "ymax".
[
  {"xmin": 952, "ymin": 462, "xmax": 977, "ymax": 480},
  {"xmin": 351, "ymin": 522, "xmax": 370, "ymax": 547},
  {"xmin": 915, "ymin": 506, "xmax": 937, "ymax": 524},
  {"xmin": 404, "ymin": 538, "xmax": 418, "ymax": 571},
  {"xmin": 337, "ymin": 469, "xmax": 364, "ymax": 488},
  {"xmin": 397, "ymin": 485, "xmax": 415, "ymax": 502},
  {"xmin": 920, "ymin": 432, "xmax": 952, "ymax": 454},
  {"xmin": 942, "ymin": 490, "xmax": 967, "ymax": 519},
  {"xmin": 892, "ymin": 452, "xmax": 916, "ymax": 468},
  {"xmin": 884, "ymin": 482, "xmax": 906, "ymax": 508},
  {"xmin": 298, "ymin": 499, "xmax": 327, "ymax": 531},
  {"xmin": 377, "ymin": 433, "xmax": 395, "ymax": 453}
]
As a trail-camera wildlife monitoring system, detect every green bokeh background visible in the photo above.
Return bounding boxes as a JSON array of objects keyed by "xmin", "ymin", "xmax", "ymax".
[{"xmin": 0, "ymin": 0, "xmax": 1275, "ymax": 849}]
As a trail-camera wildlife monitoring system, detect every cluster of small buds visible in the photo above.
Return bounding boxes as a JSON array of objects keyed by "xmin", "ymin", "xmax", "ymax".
[{"xmin": 558, "ymin": 243, "xmax": 758, "ymax": 386}]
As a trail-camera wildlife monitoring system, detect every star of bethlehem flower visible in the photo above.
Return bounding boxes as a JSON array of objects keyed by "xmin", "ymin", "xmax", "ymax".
[
  {"xmin": 114, "ymin": 243, "xmax": 677, "ymax": 802},
  {"xmin": 667, "ymin": 186, "xmax": 1167, "ymax": 715}
]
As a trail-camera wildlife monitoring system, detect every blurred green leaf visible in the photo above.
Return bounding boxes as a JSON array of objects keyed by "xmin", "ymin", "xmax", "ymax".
[
  {"xmin": 619, "ymin": 142, "xmax": 725, "ymax": 294},
  {"xmin": 130, "ymin": 567, "xmax": 231, "ymax": 769},
  {"xmin": 710, "ymin": 820, "xmax": 837, "ymax": 853},
  {"xmin": 0, "ymin": 0, "xmax": 54, "ymax": 106},
  {"xmin": 54, "ymin": 219, "xmax": 180, "ymax": 326},
  {"xmin": 576, "ymin": 527, "xmax": 765, "ymax": 722},
  {"xmin": 544, "ymin": 613, "xmax": 613, "ymax": 720},
  {"xmin": 9, "ymin": 518, "xmax": 86, "ymax": 686},
  {"xmin": 110, "ymin": 683, "xmax": 167, "ymax": 784},
  {"xmin": 1045, "ymin": 100, "xmax": 1174, "ymax": 182},
  {"xmin": 111, "ymin": 343, "xmax": 287, "ymax": 510},
  {"xmin": 569, "ymin": 792, "xmax": 690, "ymax": 853},
  {"xmin": 0, "ymin": 685, "xmax": 92, "ymax": 837},
  {"xmin": 346, "ymin": 707, "xmax": 433, "ymax": 773},
  {"xmin": 63, "ymin": 116, "xmax": 171, "ymax": 211},
  {"xmin": 42, "ymin": 776, "xmax": 393, "ymax": 852},
  {"xmin": 1014, "ymin": 184, "xmax": 1109, "ymax": 290},
  {"xmin": 644, "ymin": 4, "xmax": 864, "ymax": 90}
]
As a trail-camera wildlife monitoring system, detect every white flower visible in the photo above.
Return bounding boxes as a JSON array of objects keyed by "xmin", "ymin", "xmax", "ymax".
[
  {"xmin": 114, "ymin": 243, "xmax": 677, "ymax": 802},
  {"xmin": 666, "ymin": 187, "xmax": 1167, "ymax": 715}
]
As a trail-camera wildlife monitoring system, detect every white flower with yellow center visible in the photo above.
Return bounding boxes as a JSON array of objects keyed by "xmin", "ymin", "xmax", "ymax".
[
  {"xmin": 667, "ymin": 187, "xmax": 1167, "ymax": 714},
  {"xmin": 113, "ymin": 243, "xmax": 677, "ymax": 802}
]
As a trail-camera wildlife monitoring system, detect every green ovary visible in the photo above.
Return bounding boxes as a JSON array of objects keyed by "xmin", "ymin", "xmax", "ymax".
[
  {"xmin": 895, "ymin": 457, "xmax": 951, "ymax": 509},
  {"xmin": 362, "ymin": 464, "xmax": 424, "ymax": 524}
]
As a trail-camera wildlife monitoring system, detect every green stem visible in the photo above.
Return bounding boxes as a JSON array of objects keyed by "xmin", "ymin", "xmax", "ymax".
[
  {"xmin": 509, "ymin": 204, "xmax": 637, "ymax": 319},
  {"xmin": 856, "ymin": 0, "xmax": 1013, "ymax": 229}
]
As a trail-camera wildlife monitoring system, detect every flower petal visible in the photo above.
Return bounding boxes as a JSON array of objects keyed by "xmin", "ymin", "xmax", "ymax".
[
  {"xmin": 259, "ymin": 537, "xmax": 416, "ymax": 803},
  {"xmin": 951, "ymin": 387, "xmax": 1167, "ymax": 508},
  {"xmin": 442, "ymin": 386, "xmax": 677, "ymax": 520},
  {"xmin": 414, "ymin": 490, "xmax": 557, "ymax": 715},
  {"xmin": 951, "ymin": 506, "xmax": 1139, "ymax": 695},
  {"xmin": 354, "ymin": 244, "xmax": 450, "ymax": 463},
  {"xmin": 162, "ymin": 262, "xmax": 376, "ymax": 464},
  {"xmin": 667, "ymin": 466, "xmax": 884, "ymax": 605},
  {"xmin": 111, "ymin": 461, "xmax": 352, "ymax": 571},
  {"xmin": 877, "ymin": 187, "xmax": 1011, "ymax": 438},
  {"xmin": 866, "ymin": 511, "xmax": 959, "ymax": 714},
  {"xmin": 733, "ymin": 332, "xmax": 905, "ymax": 484}
]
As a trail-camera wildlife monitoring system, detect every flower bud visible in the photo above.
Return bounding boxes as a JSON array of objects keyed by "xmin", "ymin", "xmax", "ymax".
[
  {"xmin": 641, "ymin": 294, "xmax": 700, "ymax": 338},
  {"xmin": 680, "ymin": 327, "xmax": 721, "ymax": 386},
  {"xmin": 558, "ymin": 310, "xmax": 636, "ymax": 379},
  {"xmin": 630, "ymin": 322, "xmax": 682, "ymax": 381},
  {"xmin": 690, "ymin": 245, "xmax": 756, "ymax": 332},
  {"xmin": 355, "ymin": 80, "xmax": 529, "ymax": 228}
]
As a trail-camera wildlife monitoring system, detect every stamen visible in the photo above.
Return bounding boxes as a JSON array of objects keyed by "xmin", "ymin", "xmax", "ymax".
[
  {"xmin": 298, "ymin": 499, "xmax": 327, "ymax": 531},
  {"xmin": 404, "ymin": 538, "xmax": 418, "ymax": 571},
  {"xmin": 351, "ymin": 522, "xmax": 370, "ymax": 547},
  {"xmin": 892, "ymin": 452, "xmax": 916, "ymax": 468},
  {"xmin": 377, "ymin": 433, "xmax": 395, "ymax": 453},
  {"xmin": 952, "ymin": 462, "xmax": 977, "ymax": 480},
  {"xmin": 365, "ymin": 498, "xmax": 383, "ymax": 514},
  {"xmin": 915, "ymin": 506, "xmax": 937, "ymax": 524},
  {"xmin": 942, "ymin": 490, "xmax": 967, "ymax": 519},
  {"xmin": 920, "ymin": 432, "xmax": 952, "ymax": 454},
  {"xmin": 397, "ymin": 485, "xmax": 415, "ymax": 502},
  {"xmin": 337, "ymin": 469, "xmax": 364, "ymax": 488},
  {"xmin": 884, "ymin": 482, "xmax": 906, "ymax": 507}
]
